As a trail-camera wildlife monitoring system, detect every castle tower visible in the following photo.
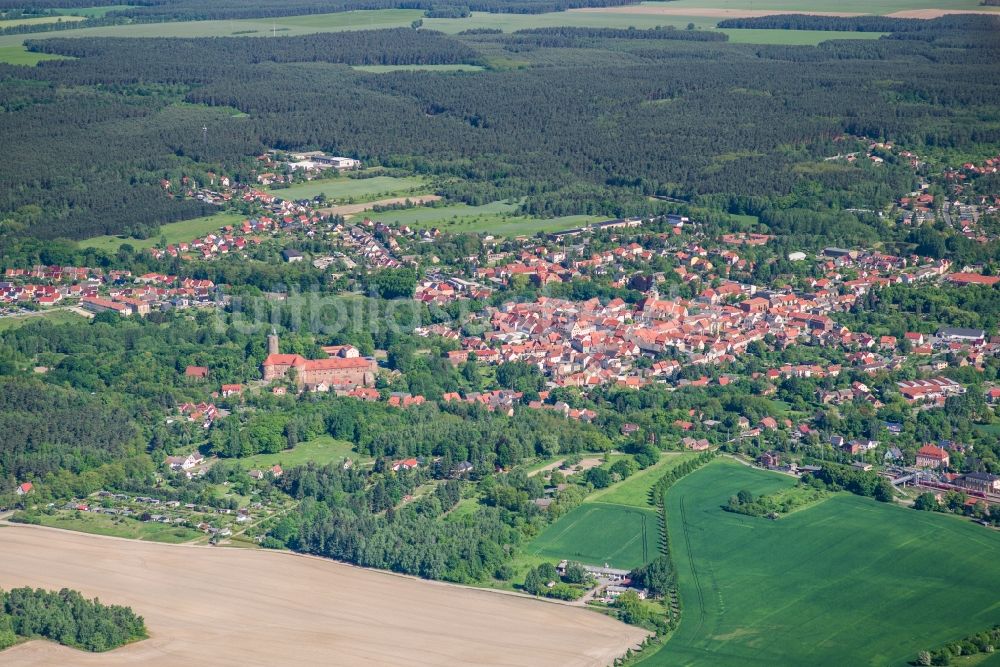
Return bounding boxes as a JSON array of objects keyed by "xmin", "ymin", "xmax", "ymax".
[{"xmin": 268, "ymin": 327, "xmax": 279, "ymax": 355}]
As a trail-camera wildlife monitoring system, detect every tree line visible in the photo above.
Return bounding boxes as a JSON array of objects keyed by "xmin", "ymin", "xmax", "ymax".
[{"xmin": 0, "ymin": 587, "xmax": 146, "ymax": 653}]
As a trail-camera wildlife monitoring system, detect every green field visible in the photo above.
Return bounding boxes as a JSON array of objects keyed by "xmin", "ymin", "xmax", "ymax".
[
  {"xmin": 0, "ymin": 9, "xmax": 425, "ymax": 48},
  {"xmin": 640, "ymin": 0, "xmax": 998, "ymax": 13},
  {"xmin": 80, "ymin": 211, "xmax": 246, "ymax": 252},
  {"xmin": 53, "ymin": 5, "xmax": 133, "ymax": 17},
  {"xmin": 0, "ymin": 10, "xmax": 717, "ymax": 50},
  {"xmin": 641, "ymin": 459, "xmax": 1000, "ymax": 666},
  {"xmin": 0, "ymin": 309, "xmax": 86, "ymax": 332},
  {"xmin": 426, "ymin": 10, "xmax": 718, "ymax": 33},
  {"xmin": 352, "ymin": 64, "xmax": 485, "ymax": 73},
  {"xmin": 268, "ymin": 175, "xmax": 429, "ymax": 202},
  {"xmin": 370, "ymin": 200, "xmax": 602, "ymax": 236},
  {"xmin": 0, "ymin": 15, "xmax": 85, "ymax": 28},
  {"xmin": 0, "ymin": 45, "xmax": 71, "ymax": 65},
  {"xmin": 237, "ymin": 435, "xmax": 360, "ymax": 471},
  {"xmin": 722, "ymin": 29, "xmax": 887, "ymax": 45},
  {"xmin": 1, "ymin": 2, "xmax": 993, "ymax": 53},
  {"xmin": 30, "ymin": 512, "xmax": 203, "ymax": 544},
  {"xmin": 525, "ymin": 502, "xmax": 661, "ymax": 570},
  {"xmin": 586, "ymin": 452, "xmax": 700, "ymax": 508}
]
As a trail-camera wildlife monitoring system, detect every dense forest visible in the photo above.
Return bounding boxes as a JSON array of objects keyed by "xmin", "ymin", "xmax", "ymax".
[
  {"xmin": 0, "ymin": 587, "xmax": 146, "ymax": 653},
  {"xmin": 0, "ymin": 0, "xmax": 639, "ymax": 19},
  {"xmin": 0, "ymin": 16, "xmax": 997, "ymax": 241}
]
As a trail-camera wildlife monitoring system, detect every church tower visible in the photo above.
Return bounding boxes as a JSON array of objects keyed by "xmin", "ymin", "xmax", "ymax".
[{"xmin": 268, "ymin": 327, "xmax": 279, "ymax": 355}]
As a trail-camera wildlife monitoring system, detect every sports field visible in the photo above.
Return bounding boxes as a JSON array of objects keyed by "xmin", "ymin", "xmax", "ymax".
[
  {"xmin": 80, "ymin": 212, "xmax": 246, "ymax": 252},
  {"xmin": 642, "ymin": 459, "xmax": 1000, "ymax": 666},
  {"xmin": 268, "ymin": 175, "xmax": 429, "ymax": 202},
  {"xmin": 525, "ymin": 502, "xmax": 660, "ymax": 570}
]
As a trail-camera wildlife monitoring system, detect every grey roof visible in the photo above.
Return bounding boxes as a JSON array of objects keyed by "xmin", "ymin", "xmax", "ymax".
[{"xmin": 937, "ymin": 327, "xmax": 985, "ymax": 338}]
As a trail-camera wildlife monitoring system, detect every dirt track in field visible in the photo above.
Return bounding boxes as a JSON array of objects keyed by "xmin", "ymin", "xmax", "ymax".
[{"xmin": 0, "ymin": 524, "xmax": 648, "ymax": 666}]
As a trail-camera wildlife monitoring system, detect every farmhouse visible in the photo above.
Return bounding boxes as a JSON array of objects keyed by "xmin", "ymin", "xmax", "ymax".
[
  {"xmin": 165, "ymin": 452, "xmax": 205, "ymax": 471},
  {"xmin": 15, "ymin": 482, "xmax": 33, "ymax": 496}
]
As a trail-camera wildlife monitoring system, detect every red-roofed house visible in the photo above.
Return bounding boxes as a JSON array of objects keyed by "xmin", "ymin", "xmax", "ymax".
[{"xmin": 915, "ymin": 445, "xmax": 949, "ymax": 469}]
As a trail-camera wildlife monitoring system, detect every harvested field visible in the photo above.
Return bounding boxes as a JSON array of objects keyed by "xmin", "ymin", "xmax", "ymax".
[
  {"xmin": 569, "ymin": 7, "xmax": 863, "ymax": 18},
  {"xmin": 0, "ymin": 524, "xmax": 648, "ymax": 666},
  {"xmin": 886, "ymin": 8, "xmax": 1000, "ymax": 17},
  {"xmin": 319, "ymin": 194, "xmax": 441, "ymax": 217}
]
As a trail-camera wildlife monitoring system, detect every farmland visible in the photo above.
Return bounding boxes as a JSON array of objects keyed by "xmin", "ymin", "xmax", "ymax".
[
  {"xmin": 0, "ymin": 525, "xmax": 649, "ymax": 666},
  {"xmin": 586, "ymin": 452, "xmax": 701, "ymax": 508},
  {"xmin": 580, "ymin": 0, "xmax": 999, "ymax": 16},
  {"xmin": 721, "ymin": 29, "xmax": 886, "ymax": 45},
  {"xmin": 268, "ymin": 174, "xmax": 430, "ymax": 203},
  {"xmin": 525, "ymin": 502, "xmax": 660, "ymax": 571},
  {"xmin": 236, "ymin": 435, "xmax": 362, "ymax": 471},
  {"xmin": 0, "ymin": 15, "xmax": 85, "ymax": 28},
  {"xmin": 80, "ymin": 212, "xmax": 247, "ymax": 252},
  {"xmin": 640, "ymin": 459, "xmax": 1000, "ymax": 666}
]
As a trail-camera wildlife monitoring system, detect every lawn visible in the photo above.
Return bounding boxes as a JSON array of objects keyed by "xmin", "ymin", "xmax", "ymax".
[
  {"xmin": 640, "ymin": 459, "xmax": 1000, "ymax": 666},
  {"xmin": 267, "ymin": 175, "xmax": 429, "ymax": 202},
  {"xmin": 0, "ymin": 309, "xmax": 86, "ymax": 331},
  {"xmin": 80, "ymin": 211, "xmax": 246, "ymax": 252},
  {"xmin": 31, "ymin": 511, "xmax": 202, "ymax": 544},
  {"xmin": 369, "ymin": 200, "xmax": 602, "ymax": 236},
  {"xmin": 524, "ymin": 502, "xmax": 661, "ymax": 570},
  {"xmin": 352, "ymin": 64, "xmax": 485, "ymax": 73},
  {"xmin": 237, "ymin": 435, "xmax": 360, "ymax": 471},
  {"xmin": 0, "ymin": 45, "xmax": 71, "ymax": 65},
  {"xmin": 586, "ymin": 452, "xmax": 701, "ymax": 508}
]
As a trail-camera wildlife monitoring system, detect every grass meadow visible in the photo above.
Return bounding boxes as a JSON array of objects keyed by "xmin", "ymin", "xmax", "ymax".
[
  {"xmin": 641, "ymin": 459, "xmax": 1000, "ymax": 666},
  {"xmin": 368, "ymin": 200, "xmax": 602, "ymax": 236},
  {"xmin": 80, "ymin": 212, "xmax": 247, "ymax": 252},
  {"xmin": 267, "ymin": 174, "xmax": 429, "ymax": 202},
  {"xmin": 237, "ymin": 435, "xmax": 361, "ymax": 471},
  {"xmin": 586, "ymin": 451, "xmax": 701, "ymax": 508},
  {"xmin": 31, "ymin": 511, "xmax": 203, "ymax": 544}
]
